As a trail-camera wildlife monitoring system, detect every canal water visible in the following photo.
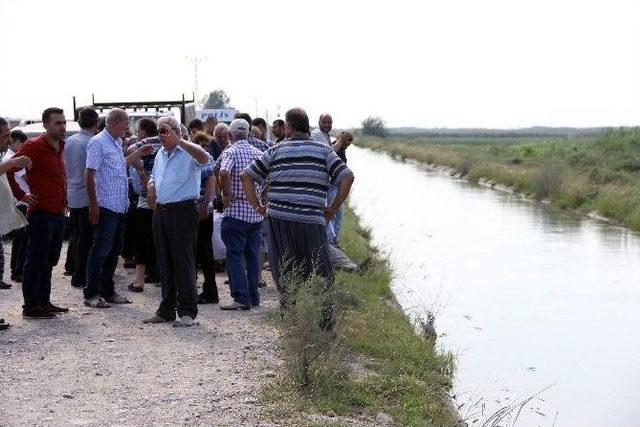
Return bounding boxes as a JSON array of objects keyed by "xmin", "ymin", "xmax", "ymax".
[{"xmin": 348, "ymin": 146, "xmax": 640, "ymax": 426}]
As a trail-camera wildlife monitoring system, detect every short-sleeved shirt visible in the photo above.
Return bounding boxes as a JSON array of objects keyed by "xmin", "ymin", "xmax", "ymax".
[
  {"xmin": 208, "ymin": 139, "xmax": 223, "ymax": 161},
  {"xmin": 247, "ymin": 135, "xmax": 270, "ymax": 152},
  {"xmin": 63, "ymin": 129, "xmax": 93, "ymax": 208},
  {"xmin": 245, "ymin": 138, "xmax": 351, "ymax": 225},
  {"xmin": 219, "ymin": 140, "xmax": 264, "ymax": 223},
  {"xmin": 199, "ymin": 166, "xmax": 214, "ymax": 200},
  {"xmin": 150, "ymin": 144, "xmax": 211, "ymax": 204},
  {"xmin": 7, "ymin": 135, "xmax": 67, "ymax": 214},
  {"xmin": 311, "ymin": 129, "xmax": 347, "ymax": 163},
  {"xmin": 86, "ymin": 129, "xmax": 129, "ymax": 213}
]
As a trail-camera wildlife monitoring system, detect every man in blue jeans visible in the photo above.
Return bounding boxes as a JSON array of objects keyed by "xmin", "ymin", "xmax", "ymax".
[
  {"xmin": 84, "ymin": 108, "xmax": 153, "ymax": 308},
  {"xmin": 218, "ymin": 119, "xmax": 264, "ymax": 310},
  {"xmin": 6, "ymin": 108, "xmax": 69, "ymax": 319}
]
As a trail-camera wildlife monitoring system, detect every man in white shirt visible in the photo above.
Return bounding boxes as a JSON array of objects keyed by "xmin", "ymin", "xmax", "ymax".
[
  {"xmin": 3, "ymin": 129, "xmax": 29, "ymax": 283},
  {"xmin": 310, "ymin": 114, "xmax": 353, "ymax": 246}
]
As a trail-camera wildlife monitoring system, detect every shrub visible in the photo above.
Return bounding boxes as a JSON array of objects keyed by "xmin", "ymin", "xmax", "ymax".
[
  {"xmin": 279, "ymin": 266, "xmax": 358, "ymax": 393},
  {"xmin": 532, "ymin": 163, "xmax": 564, "ymax": 197}
]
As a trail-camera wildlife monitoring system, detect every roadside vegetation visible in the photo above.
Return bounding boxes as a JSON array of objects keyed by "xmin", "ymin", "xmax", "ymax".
[
  {"xmin": 262, "ymin": 205, "xmax": 458, "ymax": 426},
  {"xmin": 356, "ymin": 128, "xmax": 640, "ymax": 231}
]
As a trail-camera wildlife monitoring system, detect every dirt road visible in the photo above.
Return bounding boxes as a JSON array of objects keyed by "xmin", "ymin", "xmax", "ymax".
[{"xmin": 0, "ymin": 243, "xmax": 281, "ymax": 426}]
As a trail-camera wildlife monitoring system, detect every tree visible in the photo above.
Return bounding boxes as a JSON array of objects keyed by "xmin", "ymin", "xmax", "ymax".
[
  {"xmin": 361, "ymin": 116, "xmax": 387, "ymax": 138},
  {"xmin": 201, "ymin": 90, "xmax": 231, "ymax": 109}
]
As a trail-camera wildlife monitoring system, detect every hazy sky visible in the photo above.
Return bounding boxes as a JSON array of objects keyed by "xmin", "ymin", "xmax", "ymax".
[{"xmin": 1, "ymin": 0, "xmax": 638, "ymax": 129}]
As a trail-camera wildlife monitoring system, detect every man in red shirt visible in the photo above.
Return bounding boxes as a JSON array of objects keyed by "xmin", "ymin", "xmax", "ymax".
[{"xmin": 7, "ymin": 107, "xmax": 69, "ymax": 319}]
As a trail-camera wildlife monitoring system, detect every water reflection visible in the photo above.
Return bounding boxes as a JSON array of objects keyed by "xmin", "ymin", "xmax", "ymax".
[{"xmin": 348, "ymin": 146, "xmax": 640, "ymax": 426}]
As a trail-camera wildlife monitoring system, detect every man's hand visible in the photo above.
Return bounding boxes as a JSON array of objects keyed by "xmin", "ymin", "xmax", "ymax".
[
  {"xmin": 197, "ymin": 203, "xmax": 209, "ymax": 221},
  {"xmin": 89, "ymin": 203, "xmax": 100, "ymax": 225},
  {"xmin": 159, "ymin": 125, "xmax": 180, "ymax": 146},
  {"xmin": 132, "ymin": 159, "xmax": 145, "ymax": 177},
  {"xmin": 336, "ymin": 132, "xmax": 353, "ymax": 149},
  {"xmin": 11, "ymin": 156, "xmax": 32, "ymax": 170},
  {"xmin": 22, "ymin": 193, "xmax": 37, "ymax": 207},
  {"xmin": 135, "ymin": 144, "xmax": 154, "ymax": 158},
  {"xmin": 147, "ymin": 183, "xmax": 157, "ymax": 209},
  {"xmin": 323, "ymin": 205, "xmax": 337, "ymax": 222}
]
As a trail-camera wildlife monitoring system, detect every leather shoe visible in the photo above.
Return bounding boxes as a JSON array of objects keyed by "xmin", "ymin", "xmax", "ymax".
[
  {"xmin": 197, "ymin": 293, "xmax": 219, "ymax": 304},
  {"xmin": 23, "ymin": 307, "xmax": 56, "ymax": 319},
  {"xmin": 45, "ymin": 303, "xmax": 69, "ymax": 313}
]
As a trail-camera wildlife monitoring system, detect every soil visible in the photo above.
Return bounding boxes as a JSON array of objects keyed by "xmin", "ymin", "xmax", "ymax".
[{"xmin": 0, "ymin": 242, "xmax": 282, "ymax": 426}]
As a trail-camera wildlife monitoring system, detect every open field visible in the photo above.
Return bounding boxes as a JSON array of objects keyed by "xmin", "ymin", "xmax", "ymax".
[{"xmin": 356, "ymin": 128, "xmax": 640, "ymax": 231}]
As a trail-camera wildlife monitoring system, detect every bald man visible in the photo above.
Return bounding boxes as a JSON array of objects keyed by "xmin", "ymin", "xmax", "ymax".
[
  {"xmin": 84, "ymin": 109, "xmax": 154, "ymax": 308},
  {"xmin": 310, "ymin": 114, "xmax": 353, "ymax": 245}
]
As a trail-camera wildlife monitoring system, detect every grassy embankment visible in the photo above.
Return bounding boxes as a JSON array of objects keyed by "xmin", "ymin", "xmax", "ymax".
[
  {"xmin": 262, "ymin": 205, "xmax": 458, "ymax": 426},
  {"xmin": 357, "ymin": 128, "xmax": 640, "ymax": 231}
]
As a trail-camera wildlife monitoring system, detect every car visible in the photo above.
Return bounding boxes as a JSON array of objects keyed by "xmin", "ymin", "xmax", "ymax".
[{"xmin": 10, "ymin": 121, "xmax": 81, "ymax": 139}]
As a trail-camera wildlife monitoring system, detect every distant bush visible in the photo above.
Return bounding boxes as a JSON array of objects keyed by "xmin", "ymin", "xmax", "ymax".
[
  {"xmin": 594, "ymin": 127, "xmax": 640, "ymax": 152},
  {"xmin": 361, "ymin": 116, "xmax": 387, "ymax": 138}
]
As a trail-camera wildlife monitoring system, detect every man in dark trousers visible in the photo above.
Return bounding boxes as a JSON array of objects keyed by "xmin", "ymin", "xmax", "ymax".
[
  {"xmin": 242, "ymin": 108, "xmax": 354, "ymax": 313},
  {"xmin": 63, "ymin": 107, "xmax": 99, "ymax": 288},
  {"xmin": 7, "ymin": 108, "xmax": 70, "ymax": 319},
  {"xmin": 143, "ymin": 117, "xmax": 211, "ymax": 327}
]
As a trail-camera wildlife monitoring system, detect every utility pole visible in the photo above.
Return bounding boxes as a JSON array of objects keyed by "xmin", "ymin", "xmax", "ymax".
[{"xmin": 186, "ymin": 56, "xmax": 207, "ymax": 106}]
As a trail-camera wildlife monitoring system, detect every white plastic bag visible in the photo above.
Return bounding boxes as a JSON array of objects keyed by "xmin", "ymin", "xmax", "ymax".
[
  {"xmin": 0, "ymin": 175, "xmax": 27, "ymax": 235},
  {"xmin": 212, "ymin": 211, "xmax": 226, "ymax": 260}
]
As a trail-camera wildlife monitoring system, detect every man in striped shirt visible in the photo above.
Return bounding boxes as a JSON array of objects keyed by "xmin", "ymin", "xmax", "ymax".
[{"xmin": 241, "ymin": 108, "xmax": 355, "ymax": 309}]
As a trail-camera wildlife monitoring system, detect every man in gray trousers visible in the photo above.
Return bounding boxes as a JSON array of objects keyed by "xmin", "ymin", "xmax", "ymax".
[{"xmin": 143, "ymin": 117, "xmax": 211, "ymax": 327}]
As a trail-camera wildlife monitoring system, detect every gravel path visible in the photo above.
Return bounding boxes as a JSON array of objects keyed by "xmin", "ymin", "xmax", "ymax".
[{"xmin": 0, "ymin": 242, "xmax": 282, "ymax": 426}]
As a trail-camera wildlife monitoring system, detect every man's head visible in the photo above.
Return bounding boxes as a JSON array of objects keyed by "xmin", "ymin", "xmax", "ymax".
[
  {"xmin": 318, "ymin": 113, "xmax": 333, "ymax": 134},
  {"xmin": 10, "ymin": 129, "xmax": 27, "ymax": 152},
  {"xmin": 157, "ymin": 116, "xmax": 182, "ymax": 149},
  {"xmin": 0, "ymin": 117, "xmax": 11, "ymax": 151},
  {"xmin": 250, "ymin": 126, "xmax": 263, "ymax": 139},
  {"xmin": 136, "ymin": 117, "xmax": 158, "ymax": 140},
  {"xmin": 105, "ymin": 108, "xmax": 129, "ymax": 139},
  {"xmin": 234, "ymin": 112, "xmax": 253, "ymax": 130},
  {"xmin": 78, "ymin": 107, "xmax": 99, "ymax": 133},
  {"xmin": 252, "ymin": 117, "xmax": 268, "ymax": 141},
  {"xmin": 42, "ymin": 107, "xmax": 66, "ymax": 142},
  {"xmin": 204, "ymin": 117, "xmax": 218, "ymax": 136},
  {"xmin": 285, "ymin": 108, "xmax": 310, "ymax": 138},
  {"xmin": 188, "ymin": 118, "xmax": 204, "ymax": 140},
  {"xmin": 192, "ymin": 132, "xmax": 211, "ymax": 149},
  {"xmin": 272, "ymin": 119, "xmax": 285, "ymax": 140},
  {"xmin": 214, "ymin": 123, "xmax": 230, "ymax": 148},
  {"xmin": 229, "ymin": 119, "xmax": 250, "ymax": 142}
]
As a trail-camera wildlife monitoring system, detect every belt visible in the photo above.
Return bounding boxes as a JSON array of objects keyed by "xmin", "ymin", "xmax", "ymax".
[{"xmin": 155, "ymin": 199, "xmax": 196, "ymax": 212}]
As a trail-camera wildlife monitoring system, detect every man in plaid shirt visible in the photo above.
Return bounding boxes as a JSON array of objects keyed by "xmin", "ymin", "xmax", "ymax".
[{"xmin": 218, "ymin": 119, "xmax": 264, "ymax": 310}]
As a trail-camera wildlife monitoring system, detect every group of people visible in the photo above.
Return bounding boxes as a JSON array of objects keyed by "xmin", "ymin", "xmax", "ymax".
[{"xmin": 0, "ymin": 106, "xmax": 355, "ymax": 329}]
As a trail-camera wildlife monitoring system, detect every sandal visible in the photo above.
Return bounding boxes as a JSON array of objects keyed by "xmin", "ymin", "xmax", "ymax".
[
  {"xmin": 84, "ymin": 297, "xmax": 111, "ymax": 308},
  {"xmin": 128, "ymin": 283, "xmax": 144, "ymax": 293}
]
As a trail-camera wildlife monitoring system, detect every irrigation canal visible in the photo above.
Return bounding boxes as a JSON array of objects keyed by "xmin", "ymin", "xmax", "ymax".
[{"xmin": 348, "ymin": 146, "xmax": 640, "ymax": 426}]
